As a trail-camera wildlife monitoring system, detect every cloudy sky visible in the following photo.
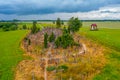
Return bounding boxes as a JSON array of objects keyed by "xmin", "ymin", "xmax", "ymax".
[{"xmin": 0, "ymin": 0, "xmax": 120, "ymax": 20}]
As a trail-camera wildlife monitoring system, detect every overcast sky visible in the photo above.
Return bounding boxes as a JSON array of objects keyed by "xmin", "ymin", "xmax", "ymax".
[{"xmin": 0, "ymin": 0, "xmax": 120, "ymax": 20}]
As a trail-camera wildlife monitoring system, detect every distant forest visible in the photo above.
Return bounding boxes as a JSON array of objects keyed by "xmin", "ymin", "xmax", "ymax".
[{"xmin": 0, "ymin": 19, "xmax": 120, "ymax": 22}]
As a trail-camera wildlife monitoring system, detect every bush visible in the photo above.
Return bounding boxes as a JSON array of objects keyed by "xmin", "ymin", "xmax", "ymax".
[
  {"xmin": 58, "ymin": 65, "xmax": 68, "ymax": 71},
  {"xmin": 22, "ymin": 24, "xmax": 27, "ymax": 30},
  {"xmin": 47, "ymin": 66, "xmax": 56, "ymax": 71}
]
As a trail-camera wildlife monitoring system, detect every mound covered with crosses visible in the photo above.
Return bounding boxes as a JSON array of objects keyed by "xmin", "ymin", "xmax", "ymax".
[
  {"xmin": 23, "ymin": 27, "xmax": 85, "ymax": 53},
  {"xmin": 15, "ymin": 27, "xmax": 106, "ymax": 80}
]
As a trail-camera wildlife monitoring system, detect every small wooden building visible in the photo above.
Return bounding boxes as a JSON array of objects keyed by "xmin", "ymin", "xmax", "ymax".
[{"xmin": 90, "ymin": 24, "xmax": 98, "ymax": 31}]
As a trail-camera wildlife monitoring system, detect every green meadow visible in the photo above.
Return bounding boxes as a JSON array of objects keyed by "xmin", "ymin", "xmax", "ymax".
[
  {"xmin": 0, "ymin": 30, "xmax": 28, "ymax": 80},
  {"xmin": 79, "ymin": 22, "xmax": 120, "ymax": 80}
]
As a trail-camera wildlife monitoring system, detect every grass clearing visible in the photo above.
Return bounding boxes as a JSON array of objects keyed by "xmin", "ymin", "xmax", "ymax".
[{"xmin": 0, "ymin": 30, "xmax": 28, "ymax": 80}]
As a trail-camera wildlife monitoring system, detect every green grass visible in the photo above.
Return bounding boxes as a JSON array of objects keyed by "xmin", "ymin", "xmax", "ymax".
[
  {"xmin": 93, "ymin": 50, "xmax": 120, "ymax": 80},
  {"xmin": 18, "ymin": 23, "xmax": 43, "ymax": 29},
  {"xmin": 0, "ymin": 30, "xmax": 28, "ymax": 80},
  {"xmin": 18, "ymin": 22, "xmax": 56, "ymax": 29},
  {"xmin": 80, "ymin": 28, "xmax": 120, "ymax": 51},
  {"xmin": 79, "ymin": 24, "xmax": 120, "ymax": 80}
]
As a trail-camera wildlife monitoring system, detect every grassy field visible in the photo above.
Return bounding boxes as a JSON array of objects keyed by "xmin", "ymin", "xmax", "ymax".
[
  {"xmin": 80, "ymin": 28, "xmax": 120, "ymax": 51},
  {"xmin": 83, "ymin": 21, "xmax": 120, "ymax": 29},
  {"xmin": 18, "ymin": 22, "xmax": 56, "ymax": 29},
  {"xmin": 0, "ymin": 30, "xmax": 28, "ymax": 80},
  {"xmin": 79, "ymin": 22, "xmax": 120, "ymax": 80}
]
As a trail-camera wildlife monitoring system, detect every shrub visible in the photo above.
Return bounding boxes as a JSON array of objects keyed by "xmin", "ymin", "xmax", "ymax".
[
  {"xmin": 58, "ymin": 65, "xmax": 68, "ymax": 71},
  {"xmin": 47, "ymin": 66, "xmax": 56, "ymax": 71},
  {"xmin": 22, "ymin": 24, "xmax": 27, "ymax": 29}
]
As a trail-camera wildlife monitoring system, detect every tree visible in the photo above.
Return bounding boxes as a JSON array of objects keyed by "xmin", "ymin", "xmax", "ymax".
[
  {"xmin": 44, "ymin": 33, "xmax": 48, "ymax": 48},
  {"xmin": 61, "ymin": 21, "xmax": 64, "ymax": 25},
  {"xmin": 31, "ymin": 21, "xmax": 38, "ymax": 34},
  {"xmin": 63, "ymin": 27, "xmax": 69, "ymax": 34},
  {"xmin": 49, "ymin": 32, "xmax": 55, "ymax": 42},
  {"xmin": 2, "ymin": 26, "xmax": 9, "ymax": 31},
  {"xmin": 9, "ymin": 25, "xmax": 18, "ymax": 30},
  {"xmin": 12, "ymin": 19, "xmax": 19, "ymax": 22},
  {"xmin": 53, "ymin": 21, "xmax": 55, "ymax": 24},
  {"xmin": 55, "ymin": 33, "xmax": 75, "ymax": 48},
  {"xmin": 56, "ymin": 18, "xmax": 61, "ymax": 28},
  {"xmin": 22, "ymin": 24, "xmax": 27, "ymax": 30},
  {"xmin": 68, "ymin": 17, "xmax": 82, "ymax": 32},
  {"xmin": 2, "ymin": 22, "xmax": 18, "ymax": 31},
  {"xmin": 55, "ymin": 36, "xmax": 62, "ymax": 48},
  {"xmin": 28, "ymin": 39, "xmax": 31, "ymax": 45}
]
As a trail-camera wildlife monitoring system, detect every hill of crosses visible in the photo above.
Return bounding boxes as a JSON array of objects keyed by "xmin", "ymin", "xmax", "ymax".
[{"xmin": 15, "ymin": 26, "xmax": 106, "ymax": 80}]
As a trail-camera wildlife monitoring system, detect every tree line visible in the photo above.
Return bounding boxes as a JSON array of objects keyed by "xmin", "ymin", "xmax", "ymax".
[{"xmin": 0, "ymin": 22, "xmax": 18, "ymax": 31}]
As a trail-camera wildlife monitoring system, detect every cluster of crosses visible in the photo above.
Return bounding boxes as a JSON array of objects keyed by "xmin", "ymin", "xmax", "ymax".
[{"xmin": 39, "ymin": 43, "xmax": 87, "ymax": 80}]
